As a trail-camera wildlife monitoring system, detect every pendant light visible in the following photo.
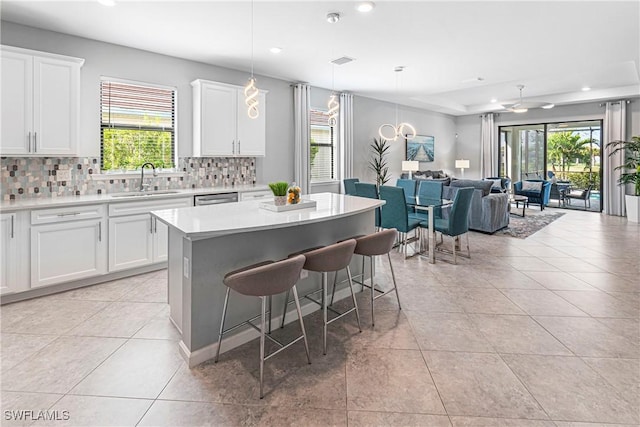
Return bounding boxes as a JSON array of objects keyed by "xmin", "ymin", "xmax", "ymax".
[
  {"xmin": 378, "ymin": 66, "xmax": 416, "ymax": 141},
  {"xmin": 327, "ymin": 12, "xmax": 340, "ymax": 127},
  {"xmin": 244, "ymin": 0, "xmax": 259, "ymax": 119},
  {"xmin": 327, "ymin": 60, "xmax": 339, "ymax": 127}
]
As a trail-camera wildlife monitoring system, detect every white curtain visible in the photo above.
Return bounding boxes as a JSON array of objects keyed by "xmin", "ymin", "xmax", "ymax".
[
  {"xmin": 480, "ymin": 113, "xmax": 497, "ymax": 178},
  {"xmin": 293, "ymin": 83, "xmax": 311, "ymax": 194},
  {"xmin": 603, "ymin": 101, "xmax": 627, "ymax": 216},
  {"xmin": 339, "ymin": 92, "xmax": 354, "ymax": 181}
]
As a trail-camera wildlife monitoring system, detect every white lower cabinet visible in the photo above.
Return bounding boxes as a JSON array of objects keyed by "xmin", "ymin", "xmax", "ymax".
[
  {"xmin": 30, "ymin": 204, "xmax": 107, "ymax": 288},
  {"xmin": 1, "ymin": 213, "xmax": 18, "ymax": 294},
  {"xmin": 108, "ymin": 197, "xmax": 192, "ymax": 272},
  {"xmin": 108, "ymin": 214, "xmax": 154, "ymax": 271}
]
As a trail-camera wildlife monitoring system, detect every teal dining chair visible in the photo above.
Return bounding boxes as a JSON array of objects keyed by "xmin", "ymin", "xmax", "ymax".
[
  {"xmin": 410, "ymin": 180, "xmax": 443, "ymax": 222},
  {"xmin": 420, "ymin": 187, "xmax": 473, "ymax": 264},
  {"xmin": 354, "ymin": 182, "xmax": 380, "ymax": 229},
  {"xmin": 379, "ymin": 186, "xmax": 421, "ymax": 258},
  {"xmin": 396, "ymin": 178, "xmax": 417, "ymax": 214},
  {"xmin": 343, "ymin": 178, "xmax": 359, "ymax": 195}
]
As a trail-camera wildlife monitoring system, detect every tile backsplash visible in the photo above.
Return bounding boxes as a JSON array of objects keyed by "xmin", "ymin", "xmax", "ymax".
[{"xmin": 1, "ymin": 157, "xmax": 257, "ymax": 200}]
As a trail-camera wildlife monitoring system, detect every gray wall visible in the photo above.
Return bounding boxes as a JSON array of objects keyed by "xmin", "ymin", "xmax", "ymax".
[
  {"xmin": 1, "ymin": 21, "xmax": 294, "ymax": 184},
  {"xmin": 353, "ymin": 96, "xmax": 457, "ymax": 184}
]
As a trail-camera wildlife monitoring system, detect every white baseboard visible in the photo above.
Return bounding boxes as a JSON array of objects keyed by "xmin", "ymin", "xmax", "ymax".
[{"xmin": 179, "ymin": 286, "xmax": 354, "ymax": 368}]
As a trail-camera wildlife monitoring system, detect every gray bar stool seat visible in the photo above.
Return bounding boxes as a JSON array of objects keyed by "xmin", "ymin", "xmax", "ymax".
[
  {"xmin": 354, "ymin": 228, "xmax": 402, "ymax": 326},
  {"xmin": 282, "ymin": 239, "xmax": 362, "ymax": 354},
  {"xmin": 214, "ymin": 255, "xmax": 311, "ymax": 399}
]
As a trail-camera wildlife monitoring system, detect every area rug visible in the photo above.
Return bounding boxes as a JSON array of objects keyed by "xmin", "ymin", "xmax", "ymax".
[{"xmin": 497, "ymin": 210, "xmax": 566, "ymax": 238}]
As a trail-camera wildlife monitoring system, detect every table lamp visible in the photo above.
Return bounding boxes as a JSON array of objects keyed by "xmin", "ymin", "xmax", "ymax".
[
  {"xmin": 455, "ymin": 159, "xmax": 469, "ymax": 178},
  {"xmin": 402, "ymin": 160, "xmax": 419, "ymax": 179}
]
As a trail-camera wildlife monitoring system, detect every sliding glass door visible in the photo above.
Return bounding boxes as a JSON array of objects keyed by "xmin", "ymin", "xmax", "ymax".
[{"xmin": 499, "ymin": 120, "xmax": 603, "ymax": 212}]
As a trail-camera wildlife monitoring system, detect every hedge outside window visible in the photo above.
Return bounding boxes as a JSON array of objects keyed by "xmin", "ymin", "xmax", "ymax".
[
  {"xmin": 310, "ymin": 109, "xmax": 336, "ymax": 182},
  {"xmin": 100, "ymin": 79, "xmax": 176, "ymax": 171}
]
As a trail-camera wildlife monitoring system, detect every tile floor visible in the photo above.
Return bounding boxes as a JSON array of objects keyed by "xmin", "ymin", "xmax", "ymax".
[{"xmin": 1, "ymin": 208, "xmax": 638, "ymax": 426}]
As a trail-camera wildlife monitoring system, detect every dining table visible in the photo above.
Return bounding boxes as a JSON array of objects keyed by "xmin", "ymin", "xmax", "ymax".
[{"xmin": 406, "ymin": 196, "xmax": 453, "ymax": 264}]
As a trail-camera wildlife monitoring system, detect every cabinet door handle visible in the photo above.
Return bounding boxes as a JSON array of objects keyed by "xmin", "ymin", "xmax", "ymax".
[
  {"xmin": 34, "ymin": 132, "xmax": 37, "ymax": 153},
  {"xmin": 28, "ymin": 132, "xmax": 32, "ymax": 152},
  {"xmin": 10, "ymin": 215, "xmax": 14, "ymax": 239},
  {"xmin": 238, "ymin": 140, "xmax": 240, "ymax": 154},
  {"xmin": 153, "ymin": 217, "xmax": 157, "ymax": 233},
  {"xmin": 98, "ymin": 222, "xmax": 102, "ymax": 242},
  {"xmin": 57, "ymin": 212, "xmax": 81, "ymax": 217},
  {"xmin": 150, "ymin": 217, "xmax": 154, "ymax": 234},
  {"xmin": 232, "ymin": 140, "xmax": 235, "ymax": 154}
]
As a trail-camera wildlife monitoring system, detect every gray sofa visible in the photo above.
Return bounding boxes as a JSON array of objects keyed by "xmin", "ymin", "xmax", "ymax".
[{"xmin": 443, "ymin": 179, "xmax": 509, "ymax": 233}]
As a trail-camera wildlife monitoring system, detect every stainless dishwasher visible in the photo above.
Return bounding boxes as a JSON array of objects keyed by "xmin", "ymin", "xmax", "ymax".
[{"xmin": 194, "ymin": 192, "xmax": 238, "ymax": 206}]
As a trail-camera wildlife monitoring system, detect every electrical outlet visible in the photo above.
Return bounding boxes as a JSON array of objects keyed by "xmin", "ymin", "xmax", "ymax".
[
  {"xmin": 300, "ymin": 269, "xmax": 308, "ymax": 279},
  {"xmin": 183, "ymin": 257, "xmax": 190, "ymax": 278},
  {"xmin": 56, "ymin": 169, "xmax": 71, "ymax": 181}
]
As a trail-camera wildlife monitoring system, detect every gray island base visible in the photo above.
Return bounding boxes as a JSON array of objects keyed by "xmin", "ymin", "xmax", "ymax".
[{"xmin": 152, "ymin": 193, "xmax": 384, "ymax": 367}]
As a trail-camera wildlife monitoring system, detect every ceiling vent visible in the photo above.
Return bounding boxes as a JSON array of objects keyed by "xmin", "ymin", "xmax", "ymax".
[{"xmin": 330, "ymin": 56, "xmax": 355, "ymax": 66}]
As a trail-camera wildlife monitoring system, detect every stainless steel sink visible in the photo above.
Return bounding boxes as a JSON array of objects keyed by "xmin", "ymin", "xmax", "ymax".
[{"xmin": 111, "ymin": 190, "xmax": 180, "ymax": 198}]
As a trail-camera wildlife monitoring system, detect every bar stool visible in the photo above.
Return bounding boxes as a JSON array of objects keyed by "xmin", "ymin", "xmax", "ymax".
[
  {"xmin": 354, "ymin": 228, "xmax": 402, "ymax": 326},
  {"xmin": 282, "ymin": 239, "xmax": 362, "ymax": 355},
  {"xmin": 214, "ymin": 255, "xmax": 311, "ymax": 399}
]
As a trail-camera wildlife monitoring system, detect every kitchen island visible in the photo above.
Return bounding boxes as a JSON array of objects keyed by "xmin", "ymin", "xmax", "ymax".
[{"xmin": 152, "ymin": 192, "xmax": 384, "ymax": 367}]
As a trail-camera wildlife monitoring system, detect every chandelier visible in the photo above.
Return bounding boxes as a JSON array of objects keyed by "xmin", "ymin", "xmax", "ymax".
[{"xmin": 378, "ymin": 66, "xmax": 416, "ymax": 141}]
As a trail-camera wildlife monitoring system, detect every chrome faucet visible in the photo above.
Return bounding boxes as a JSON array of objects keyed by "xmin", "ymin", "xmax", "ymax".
[{"xmin": 139, "ymin": 162, "xmax": 157, "ymax": 191}]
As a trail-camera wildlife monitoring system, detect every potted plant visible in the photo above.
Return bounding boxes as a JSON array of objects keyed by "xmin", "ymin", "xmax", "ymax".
[
  {"xmin": 368, "ymin": 137, "xmax": 391, "ymax": 188},
  {"xmin": 268, "ymin": 181, "xmax": 289, "ymax": 206},
  {"xmin": 607, "ymin": 136, "xmax": 640, "ymax": 222}
]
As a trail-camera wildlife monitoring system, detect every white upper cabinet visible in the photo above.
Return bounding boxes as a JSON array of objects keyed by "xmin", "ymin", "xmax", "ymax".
[
  {"xmin": 192, "ymin": 79, "xmax": 267, "ymax": 157},
  {"xmin": 1, "ymin": 46, "xmax": 84, "ymax": 156}
]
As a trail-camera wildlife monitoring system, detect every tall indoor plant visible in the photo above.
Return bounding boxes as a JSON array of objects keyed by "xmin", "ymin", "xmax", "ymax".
[
  {"xmin": 607, "ymin": 135, "xmax": 640, "ymax": 222},
  {"xmin": 368, "ymin": 137, "xmax": 391, "ymax": 188}
]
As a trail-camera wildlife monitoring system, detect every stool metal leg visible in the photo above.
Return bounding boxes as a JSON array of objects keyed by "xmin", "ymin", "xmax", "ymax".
[
  {"xmin": 322, "ymin": 271, "xmax": 328, "ymax": 355},
  {"xmin": 268, "ymin": 295, "xmax": 272, "ymax": 334},
  {"xmin": 259, "ymin": 296, "xmax": 266, "ymax": 399},
  {"xmin": 280, "ymin": 289, "xmax": 290, "ymax": 329},
  {"xmin": 330, "ymin": 270, "xmax": 338, "ymax": 306},
  {"xmin": 370, "ymin": 256, "xmax": 375, "ymax": 326},
  {"xmin": 346, "ymin": 266, "xmax": 362, "ymax": 332},
  {"xmin": 292, "ymin": 285, "xmax": 311, "ymax": 364},
  {"xmin": 388, "ymin": 253, "xmax": 401, "ymax": 310},
  {"xmin": 214, "ymin": 287, "xmax": 231, "ymax": 363}
]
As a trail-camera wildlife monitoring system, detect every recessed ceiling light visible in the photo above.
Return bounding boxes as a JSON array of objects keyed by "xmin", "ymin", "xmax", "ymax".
[
  {"xmin": 490, "ymin": 98, "xmax": 497, "ymax": 103},
  {"xmin": 326, "ymin": 12, "xmax": 341, "ymax": 23},
  {"xmin": 356, "ymin": 2, "xmax": 375, "ymax": 13},
  {"xmin": 97, "ymin": 0, "xmax": 116, "ymax": 6},
  {"xmin": 541, "ymin": 103, "xmax": 555, "ymax": 109},
  {"xmin": 269, "ymin": 47, "xmax": 282, "ymax": 54},
  {"xmin": 582, "ymin": 86, "xmax": 591, "ymax": 91}
]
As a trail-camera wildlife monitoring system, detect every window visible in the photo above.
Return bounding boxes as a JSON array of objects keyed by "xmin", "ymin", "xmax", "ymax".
[
  {"xmin": 100, "ymin": 79, "xmax": 176, "ymax": 171},
  {"xmin": 309, "ymin": 109, "xmax": 336, "ymax": 182}
]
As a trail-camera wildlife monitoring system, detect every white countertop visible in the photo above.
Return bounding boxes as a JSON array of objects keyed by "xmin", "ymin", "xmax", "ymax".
[
  {"xmin": 152, "ymin": 192, "xmax": 384, "ymax": 240},
  {"xmin": 0, "ymin": 184, "xmax": 269, "ymax": 212}
]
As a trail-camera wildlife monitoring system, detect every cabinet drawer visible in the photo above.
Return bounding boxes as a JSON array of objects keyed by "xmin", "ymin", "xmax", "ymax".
[
  {"xmin": 109, "ymin": 197, "xmax": 192, "ymax": 217},
  {"xmin": 240, "ymin": 190, "xmax": 273, "ymax": 201},
  {"xmin": 31, "ymin": 204, "xmax": 105, "ymax": 225}
]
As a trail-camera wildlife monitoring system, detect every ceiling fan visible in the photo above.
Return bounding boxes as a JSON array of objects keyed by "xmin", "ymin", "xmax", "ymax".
[{"xmin": 501, "ymin": 84, "xmax": 554, "ymax": 113}]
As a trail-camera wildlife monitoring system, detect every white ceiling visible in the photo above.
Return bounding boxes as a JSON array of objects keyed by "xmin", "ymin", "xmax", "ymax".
[{"xmin": 2, "ymin": 0, "xmax": 639, "ymax": 116}]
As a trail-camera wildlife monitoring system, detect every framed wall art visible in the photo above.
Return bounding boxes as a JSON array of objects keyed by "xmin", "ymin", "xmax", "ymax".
[{"xmin": 406, "ymin": 135, "xmax": 434, "ymax": 162}]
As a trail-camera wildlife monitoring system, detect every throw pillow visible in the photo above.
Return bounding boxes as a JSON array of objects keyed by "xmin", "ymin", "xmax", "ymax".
[
  {"xmin": 485, "ymin": 178, "xmax": 502, "ymax": 191},
  {"xmin": 521, "ymin": 181, "xmax": 543, "ymax": 192}
]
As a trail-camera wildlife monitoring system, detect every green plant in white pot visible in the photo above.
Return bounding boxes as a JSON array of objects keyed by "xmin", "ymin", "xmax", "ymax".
[
  {"xmin": 607, "ymin": 135, "xmax": 640, "ymax": 222},
  {"xmin": 269, "ymin": 181, "xmax": 289, "ymax": 206}
]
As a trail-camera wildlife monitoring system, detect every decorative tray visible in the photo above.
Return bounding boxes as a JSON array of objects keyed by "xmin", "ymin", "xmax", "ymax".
[{"xmin": 259, "ymin": 199, "xmax": 317, "ymax": 212}]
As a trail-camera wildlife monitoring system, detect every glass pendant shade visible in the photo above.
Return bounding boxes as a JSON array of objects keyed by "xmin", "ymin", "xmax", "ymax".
[{"xmin": 327, "ymin": 93, "xmax": 339, "ymax": 127}]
